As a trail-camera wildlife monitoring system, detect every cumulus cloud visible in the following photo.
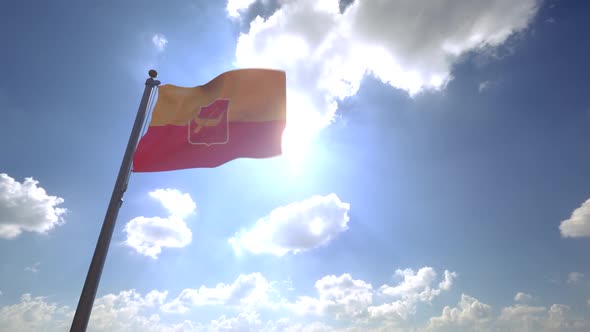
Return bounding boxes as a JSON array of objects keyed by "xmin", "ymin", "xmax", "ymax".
[
  {"xmin": 229, "ymin": 193, "xmax": 350, "ymax": 256},
  {"xmin": 86, "ymin": 290, "xmax": 187, "ymax": 332},
  {"xmin": 124, "ymin": 189, "xmax": 195, "ymax": 259},
  {"xmin": 0, "ymin": 291, "xmax": 196, "ymax": 332},
  {"xmin": 428, "ymin": 295, "xmax": 590, "ymax": 332},
  {"xmin": 286, "ymin": 266, "xmax": 456, "ymax": 327},
  {"xmin": 151, "ymin": 33, "xmax": 168, "ymax": 51},
  {"xmin": 226, "ymin": 0, "xmax": 258, "ymax": 18},
  {"xmin": 498, "ymin": 304, "xmax": 548, "ymax": 331},
  {"xmin": 124, "ymin": 217, "xmax": 192, "ymax": 259},
  {"xmin": 144, "ymin": 290, "xmax": 168, "ymax": 307},
  {"xmin": 208, "ymin": 312, "xmax": 262, "ymax": 331},
  {"xmin": 2, "ymin": 269, "xmax": 589, "ymax": 331},
  {"xmin": 500, "ymin": 303, "xmax": 590, "ymax": 331},
  {"xmin": 205, "ymin": 313, "xmax": 335, "ymax": 332},
  {"xmin": 161, "ymin": 267, "xmax": 453, "ymax": 324},
  {"xmin": 380, "ymin": 267, "xmax": 435, "ymax": 298},
  {"xmin": 384, "ymin": 268, "xmax": 456, "ymax": 300},
  {"xmin": 428, "ymin": 294, "xmax": 494, "ymax": 330},
  {"xmin": 499, "ymin": 304, "xmax": 546, "ymax": 323},
  {"xmin": 0, "ymin": 294, "xmax": 332, "ymax": 332},
  {"xmin": 232, "ymin": 0, "xmax": 540, "ymax": 138},
  {"xmin": 0, "ymin": 294, "xmax": 70, "ymax": 332},
  {"xmin": 514, "ymin": 292, "xmax": 533, "ymax": 303},
  {"xmin": 290, "ymin": 273, "xmax": 373, "ymax": 319},
  {"xmin": 369, "ymin": 267, "xmax": 457, "ymax": 321},
  {"xmin": 148, "ymin": 189, "xmax": 196, "ymax": 219},
  {"xmin": 161, "ymin": 273, "xmax": 274, "ymax": 314},
  {"xmin": 560, "ymin": 198, "xmax": 590, "ymax": 237},
  {"xmin": 0, "ymin": 173, "xmax": 66, "ymax": 239}
]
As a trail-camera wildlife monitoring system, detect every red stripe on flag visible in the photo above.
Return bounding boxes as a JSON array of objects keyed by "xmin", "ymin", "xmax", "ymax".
[{"xmin": 133, "ymin": 121, "xmax": 285, "ymax": 172}]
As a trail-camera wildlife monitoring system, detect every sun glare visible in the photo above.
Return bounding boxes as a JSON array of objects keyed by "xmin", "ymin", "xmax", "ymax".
[
  {"xmin": 281, "ymin": 92, "xmax": 324, "ymax": 168},
  {"xmin": 309, "ymin": 217, "xmax": 324, "ymax": 236}
]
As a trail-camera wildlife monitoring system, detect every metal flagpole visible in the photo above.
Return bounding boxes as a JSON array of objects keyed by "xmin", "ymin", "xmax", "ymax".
[{"xmin": 70, "ymin": 70, "xmax": 161, "ymax": 332}]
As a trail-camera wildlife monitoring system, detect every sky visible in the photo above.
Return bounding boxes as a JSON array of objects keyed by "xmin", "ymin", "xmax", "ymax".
[{"xmin": 0, "ymin": 0, "xmax": 590, "ymax": 331}]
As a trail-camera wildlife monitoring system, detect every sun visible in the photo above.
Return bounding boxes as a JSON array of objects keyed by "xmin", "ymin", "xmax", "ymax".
[{"xmin": 280, "ymin": 92, "xmax": 324, "ymax": 167}]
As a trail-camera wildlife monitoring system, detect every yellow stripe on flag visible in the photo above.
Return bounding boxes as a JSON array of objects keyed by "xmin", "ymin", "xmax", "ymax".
[{"xmin": 150, "ymin": 69, "xmax": 286, "ymax": 126}]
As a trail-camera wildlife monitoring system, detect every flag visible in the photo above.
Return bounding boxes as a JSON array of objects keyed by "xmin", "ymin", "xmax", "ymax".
[{"xmin": 132, "ymin": 69, "xmax": 286, "ymax": 172}]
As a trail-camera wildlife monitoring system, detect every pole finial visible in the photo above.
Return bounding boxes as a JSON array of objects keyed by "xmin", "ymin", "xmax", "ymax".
[{"xmin": 148, "ymin": 69, "xmax": 158, "ymax": 78}]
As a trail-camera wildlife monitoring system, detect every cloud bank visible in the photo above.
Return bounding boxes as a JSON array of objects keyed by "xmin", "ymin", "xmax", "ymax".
[
  {"xmin": 4, "ymin": 266, "xmax": 586, "ymax": 331},
  {"xmin": 232, "ymin": 0, "xmax": 540, "ymax": 134}
]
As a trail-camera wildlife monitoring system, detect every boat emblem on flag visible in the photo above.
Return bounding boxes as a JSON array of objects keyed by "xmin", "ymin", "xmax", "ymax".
[{"xmin": 188, "ymin": 99, "xmax": 230, "ymax": 145}]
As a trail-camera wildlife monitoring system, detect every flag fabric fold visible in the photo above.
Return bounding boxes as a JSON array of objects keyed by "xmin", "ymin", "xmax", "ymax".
[{"xmin": 132, "ymin": 69, "xmax": 286, "ymax": 172}]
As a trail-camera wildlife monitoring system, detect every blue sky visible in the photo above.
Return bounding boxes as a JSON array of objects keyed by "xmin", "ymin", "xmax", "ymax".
[{"xmin": 1, "ymin": 0, "xmax": 590, "ymax": 331}]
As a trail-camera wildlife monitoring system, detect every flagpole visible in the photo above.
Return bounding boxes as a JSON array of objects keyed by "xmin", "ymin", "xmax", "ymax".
[{"xmin": 70, "ymin": 70, "xmax": 160, "ymax": 332}]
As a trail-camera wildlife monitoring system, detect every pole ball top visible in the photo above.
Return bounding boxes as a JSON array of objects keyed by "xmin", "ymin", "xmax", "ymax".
[{"xmin": 148, "ymin": 69, "xmax": 158, "ymax": 78}]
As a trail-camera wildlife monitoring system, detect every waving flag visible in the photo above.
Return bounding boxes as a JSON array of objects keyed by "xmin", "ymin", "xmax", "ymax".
[{"xmin": 133, "ymin": 69, "xmax": 286, "ymax": 172}]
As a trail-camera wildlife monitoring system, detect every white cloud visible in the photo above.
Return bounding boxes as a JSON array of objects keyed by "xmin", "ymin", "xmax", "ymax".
[
  {"xmin": 0, "ymin": 173, "xmax": 67, "ymax": 239},
  {"xmin": 438, "ymin": 271, "xmax": 456, "ymax": 291},
  {"xmin": 369, "ymin": 267, "xmax": 457, "ymax": 321},
  {"xmin": 125, "ymin": 217, "xmax": 191, "ymax": 259},
  {"xmin": 501, "ymin": 303, "xmax": 589, "ymax": 331},
  {"xmin": 284, "ymin": 266, "xmax": 456, "ymax": 327},
  {"xmin": 265, "ymin": 319, "xmax": 334, "ymax": 332},
  {"xmin": 499, "ymin": 304, "xmax": 546, "ymax": 323},
  {"xmin": 152, "ymin": 33, "xmax": 168, "ymax": 51},
  {"xmin": 478, "ymin": 80, "xmax": 491, "ymax": 92},
  {"xmin": 380, "ymin": 267, "xmax": 436, "ymax": 298},
  {"xmin": 145, "ymin": 290, "xmax": 168, "ymax": 307},
  {"xmin": 24, "ymin": 262, "xmax": 41, "ymax": 273},
  {"xmin": 202, "ymin": 313, "xmax": 334, "ymax": 332},
  {"xmin": 0, "ymin": 294, "xmax": 70, "ymax": 332},
  {"xmin": 159, "ymin": 267, "xmax": 454, "ymax": 325},
  {"xmin": 226, "ymin": 0, "xmax": 258, "ymax": 18},
  {"xmin": 233, "ymin": 0, "xmax": 540, "ymax": 142},
  {"xmin": 0, "ymin": 291, "xmax": 200, "ymax": 332},
  {"xmin": 546, "ymin": 304, "xmax": 575, "ymax": 329},
  {"xmin": 208, "ymin": 311, "xmax": 262, "ymax": 331},
  {"xmin": 170, "ymin": 266, "xmax": 455, "ymax": 327},
  {"xmin": 149, "ymin": 189, "xmax": 196, "ymax": 219},
  {"xmin": 428, "ymin": 294, "xmax": 494, "ymax": 330},
  {"xmin": 229, "ymin": 193, "xmax": 350, "ymax": 256},
  {"xmin": 560, "ymin": 198, "xmax": 590, "ymax": 237},
  {"xmin": 86, "ymin": 290, "xmax": 179, "ymax": 332},
  {"xmin": 0, "ymin": 297, "xmax": 334, "ymax": 332},
  {"xmin": 567, "ymin": 272, "xmax": 584, "ymax": 284},
  {"xmin": 124, "ymin": 189, "xmax": 195, "ymax": 259},
  {"xmin": 2, "ymin": 270, "xmax": 589, "ymax": 332},
  {"xmin": 380, "ymin": 267, "xmax": 457, "ymax": 302},
  {"xmin": 161, "ymin": 273, "xmax": 274, "ymax": 314},
  {"xmin": 514, "ymin": 292, "xmax": 533, "ymax": 303},
  {"xmin": 290, "ymin": 273, "xmax": 373, "ymax": 319},
  {"xmin": 428, "ymin": 295, "xmax": 590, "ymax": 332}
]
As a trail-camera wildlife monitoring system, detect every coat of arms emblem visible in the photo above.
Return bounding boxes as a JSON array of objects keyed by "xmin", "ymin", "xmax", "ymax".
[{"xmin": 188, "ymin": 99, "xmax": 230, "ymax": 145}]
